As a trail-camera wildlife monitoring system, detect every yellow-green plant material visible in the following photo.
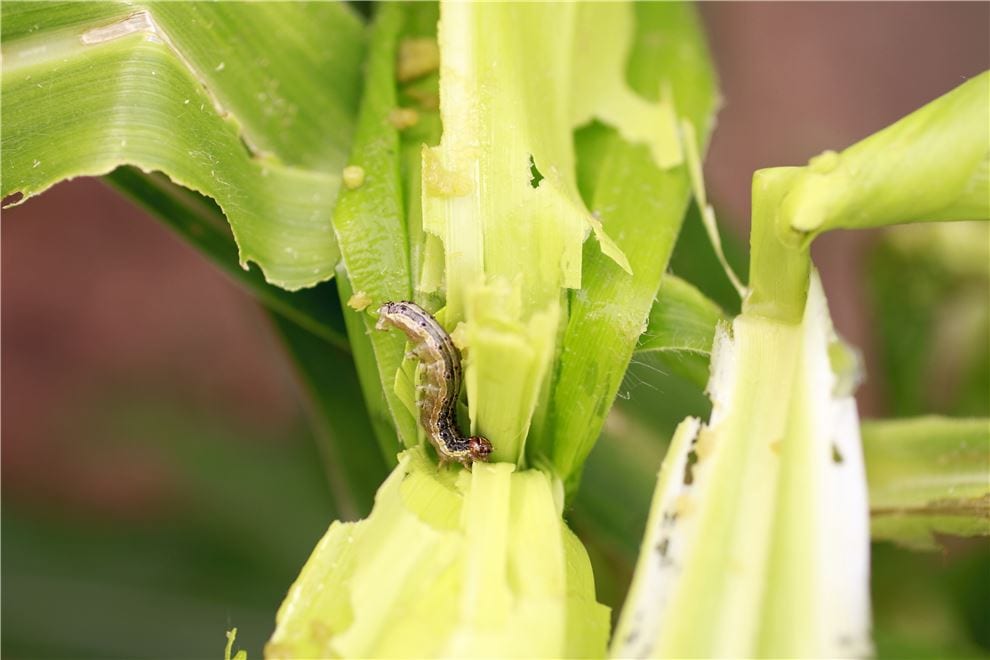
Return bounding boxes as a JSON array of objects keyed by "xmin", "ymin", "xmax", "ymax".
[
  {"xmin": 747, "ymin": 71, "xmax": 989, "ymax": 322},
  {"xmin": 267, "ymin": 449, "xmax": 609, "ymax": 658},
  {"xmin": 270, "ymin": 5, "xmax": 717, "ymax": 655},
  {"xmin": 6, "ymin": 0, "xmax": 989, "ymax": 657},
  {"xmin": 420, "ymin": 2, "xmax": 694, "ymax": 465},
  {"xmin": 224, "ymin": 629, "xmax": 247, "ymax": 660},
  {"xmin": 612, "ymin": 274, "xmax": 872, "ymax": 658},
  {"xmin": 614, "ymin": 70, "xmax": 990, "ymax": 660},
  {"xmin": 637, "ymin": 276, "xmax": 725, "ymax": 358},
  {"xmin": 782, "ymin": 72, "xmax": 989, "ymax": 238}
]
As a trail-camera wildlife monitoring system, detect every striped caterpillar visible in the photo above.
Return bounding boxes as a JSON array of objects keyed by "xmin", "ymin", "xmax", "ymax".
[{"xmin": 375, "ymin": 301, "xmax": 493, "ymax": 468}]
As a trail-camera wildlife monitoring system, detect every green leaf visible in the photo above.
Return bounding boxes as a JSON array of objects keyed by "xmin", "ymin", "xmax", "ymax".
[
  {"xmin": 633, "ymin": 275, "xmax": 726, "ymax": 387},
  {"xmin": 868, "ymin": 222, "xmax": 990, "ymax": 417},
  {"xmin": 863, "ymin": 416, "xmax": 990, "ymax": 550},
  {"xmin": 395, "ymin": 3, "xmax": 444, "ymax": 307},
  {"xmin": 1, "ymin": 1, "xmax": 366, "ymax": 290},
  {"xmin": 542, "ymin": 2, "xmax": 720, "ymax": 489},
  {"xmin": 637, "ymin": 275, "xmax": 724, "ymax": 357},
  {"xmin": 335, "ymin": 263, "xmax": 405, "ymax": 465},
  {"xmin": 747, "ymin": 74, "xmax": 989, "ymax": 324},
  {"xmin": 332, "ymin": 3, "xmax": 419, "ymax": 453},
  {"xmin": 783, "ymin": 71, "xmax": 990, "ymax": 237}
]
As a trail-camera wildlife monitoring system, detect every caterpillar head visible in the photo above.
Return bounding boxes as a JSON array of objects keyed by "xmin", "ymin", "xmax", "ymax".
[{"xmin": 467, "ymin": 436, "xmax": 493, "ymax": 462}]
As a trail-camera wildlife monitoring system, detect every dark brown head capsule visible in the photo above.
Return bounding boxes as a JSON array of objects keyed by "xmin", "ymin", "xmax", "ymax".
[{"xmin": 468, "ymin": 436, "xmax": 493, "ymax": 462}]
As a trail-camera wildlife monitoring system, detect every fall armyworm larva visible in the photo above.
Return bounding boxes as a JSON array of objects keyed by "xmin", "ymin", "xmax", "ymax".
[{"xmin": 375, "ymin": 301, "xmax": 493, "ymax": 467}]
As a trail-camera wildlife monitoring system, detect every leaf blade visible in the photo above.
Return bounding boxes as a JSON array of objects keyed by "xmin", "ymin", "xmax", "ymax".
[
  {"xmin": 1, "ymin": 1, "xmax": 366, "ymax": 290},
  {"xmin": 863, "ymin": 416, "xmax": 990, "ymax": 550},
  {"xmin": 331, "ymin": 3, "xmax": 419, "ymax": 452},
  {"xmin": 543, "ymin": 2, "xmax": 720, "ymax": 488}
]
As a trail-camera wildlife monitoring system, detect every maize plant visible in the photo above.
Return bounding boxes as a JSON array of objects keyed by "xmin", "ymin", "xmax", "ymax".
[{"xmin": 2, "ymin": 2, "xmax": 987, "ymax": 658}]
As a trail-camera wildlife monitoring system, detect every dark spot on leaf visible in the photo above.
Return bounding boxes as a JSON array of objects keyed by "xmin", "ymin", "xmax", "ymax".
[
  {"xmin": 683, "ymin": 448, "xmax": 699, "ymax": 485},
  {"xmin": 831, "ymin": 443, "xmax": 844, "ymax": 464},
  {"xmin": 238, "ymin": 134, "xmax": 258, "ymax": 158},
  {"xmin": 2, "ymin": 191, "xmax": 24, "ymax": 207},
  {"xmin": 528, "ymin": 154, "xmax": 544, "ymax": 188}
]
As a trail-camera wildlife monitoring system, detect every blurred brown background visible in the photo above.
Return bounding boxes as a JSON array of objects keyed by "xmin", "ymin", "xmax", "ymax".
[{"xmin": 2, "ymin": 2, "xmax": 988, "ymax": 657}]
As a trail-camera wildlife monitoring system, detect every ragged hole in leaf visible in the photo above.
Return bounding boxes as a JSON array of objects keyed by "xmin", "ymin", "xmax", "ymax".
[
  {"xmin": 683, "ymin": 446, "xmax": 699, "ymax": 485},
  {"xmin": 528, "ymin": 154, "xmax": 544, "ymax": 189}
]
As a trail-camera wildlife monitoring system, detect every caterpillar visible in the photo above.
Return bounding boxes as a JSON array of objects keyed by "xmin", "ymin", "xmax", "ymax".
[{"xmin": 375, "ymin": 301, "xmax": 493, "ymax": 468}]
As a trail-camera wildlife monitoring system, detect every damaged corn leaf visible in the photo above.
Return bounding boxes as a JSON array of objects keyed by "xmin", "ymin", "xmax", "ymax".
[
  {"xmin": 612, "ymin": 155, "xmax": 867, "ymax": 657},
  {"xmin": 331, "ymin": 4, "xmax": 419, "ymax": 455},
  {"xmin": 613, "ymin": 273, "xmax": 873, "ymax": 658},
  {"xmin": 336, "ymin": 263, "xmax": 407, "ymax": 464},
  {"xmin": 396, "ymin": 4, "xmax": 445, "ymax": 308},
  {"xmin": 267, "ymin": 448, "xmax": 610, "ymax": 658},
  {"xmin": 1, "ymin": 2, "xmax": 365, "ymax": 290},
  {"xmin": 569, "ymin": 4, "xmax": 683, "ymax": 171},
  {"xmin": 270, "ymin": 8, "xmax": 689, "ymax": 652},
  {"xmin": 421, "ymin": 2, "xmax": 692, "ymax": 464},
  {"xmin": 614, "ymin": 75, "xmax": 989, "ymax": 659},
  {"xmin": 571, "ymin": 371, "xmax": 986, "ymax": 590},
  {"xmin": 863, "ymin": 416, "xmax": 990, "ymax": 550},
  {"xmin": 544, "ymin": 2, "xmax": 719, "ymax": 488}
]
